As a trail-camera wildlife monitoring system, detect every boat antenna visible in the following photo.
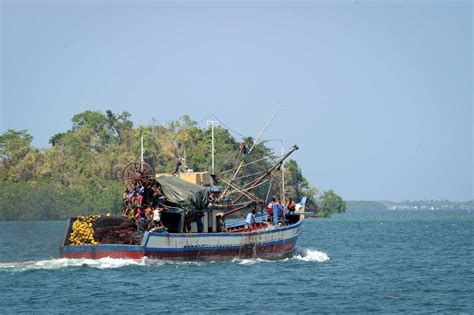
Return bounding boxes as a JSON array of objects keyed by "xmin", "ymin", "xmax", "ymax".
[
  {"xmin": 140, "ymin": 136, "xmax": 144, "ymax": 171},
  {"xmin": 151, "ymin": 117, "xmax": 157, "ymax": 135},
  {"xmin": 207, "ymin": 120, "xmax": 219, "ymax": 175}
]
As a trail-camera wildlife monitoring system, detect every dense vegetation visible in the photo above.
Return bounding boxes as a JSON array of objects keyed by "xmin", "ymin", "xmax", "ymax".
[
  {"xmin": 317, "ymin": 190, "xmax": 347, "ymax": 217},
  {"xmin": 0, "ymin": 110, "xmax": 346, "ymax": 220}
]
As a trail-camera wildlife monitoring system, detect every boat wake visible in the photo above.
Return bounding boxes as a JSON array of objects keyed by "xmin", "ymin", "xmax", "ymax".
[
  {"xmin": 231, "ymin": 247, "xmax": 330, "ymax": 265},
  {"xmin": 0, "ymin": 248, "xmax": 329, "ymax": 271},
  {"xmin": 0, "ymin": 257, "xmax": 148, "ymax": 272}
]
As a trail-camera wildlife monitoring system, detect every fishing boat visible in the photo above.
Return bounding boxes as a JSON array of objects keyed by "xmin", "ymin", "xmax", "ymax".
[
  {"xmin": 59, "ymin": 153, "xmax": 306, "ymax": 261},
  {"xmin": 59, "ymin": 198, "xmax": 306, "ymax": 261},
  {"xmin": 60, "ymin": 113, "xmax": 307, "ymax": 261}
]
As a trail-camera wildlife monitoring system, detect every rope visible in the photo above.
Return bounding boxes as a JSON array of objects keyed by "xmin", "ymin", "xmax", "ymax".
[
  {"xmin": 209, "ymin": 114, "xmax": 248, "ymax": 139},
  {"xmin": 219, "ymin": 155, "xmax": 276, "ymax": 174},
  {"xmin": 232, "ymin": 171, "xmax": 266, "ymax": 181}
]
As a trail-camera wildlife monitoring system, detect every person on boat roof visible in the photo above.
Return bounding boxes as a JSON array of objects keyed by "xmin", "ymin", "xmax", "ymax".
[
  {"xmin": 174, "ymin": 159, "xmax": 182, "ymax": 174},
  {"xmin": 246, "ymin": 209, "xmax": 257, "ymax": 231}
]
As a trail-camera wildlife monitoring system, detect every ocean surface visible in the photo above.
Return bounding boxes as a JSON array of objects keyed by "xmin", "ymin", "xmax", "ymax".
[{"xmin": 0, "ymin": 210, "xmax": 473, "ymax": 313}]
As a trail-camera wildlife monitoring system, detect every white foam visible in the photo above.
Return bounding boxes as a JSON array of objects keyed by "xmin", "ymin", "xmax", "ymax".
[
  {"xmin": 231, "ymin": 248, "xmax": 330, "ymax": 264},
  {"xmin": 232, "ymin": 257, "xmax": 272, "ymax": 265},
  {"xmin": 0, "ymin": 257, "xmax": 147, "ymax": 272},
  {"xmin": 292, "ymin": 248, "xmax": 330, "ymax": 262}
]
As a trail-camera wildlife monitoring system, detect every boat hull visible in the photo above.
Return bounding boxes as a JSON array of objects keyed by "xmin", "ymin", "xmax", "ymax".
[
  {"xmin": 144, "ymin": 237, "xmax": 297, "ymax": 261},
  {"xmin": 60, "ymin": 219, "xmax": 303, "ymax": 261}
]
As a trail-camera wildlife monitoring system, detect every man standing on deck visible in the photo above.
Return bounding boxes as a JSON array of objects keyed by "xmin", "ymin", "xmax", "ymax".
[{"xmin": 246, "ymin": 209, "xmax": 257, "ymax": 231}]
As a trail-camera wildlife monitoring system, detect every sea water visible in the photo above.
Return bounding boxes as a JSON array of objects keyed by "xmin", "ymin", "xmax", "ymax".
[{"xmin": 0, "ymin": 210, "xmax": 472, "ymax": 313}]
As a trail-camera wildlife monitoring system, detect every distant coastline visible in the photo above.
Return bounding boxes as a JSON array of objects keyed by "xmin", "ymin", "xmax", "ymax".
[{"xmin": 346, "ymin": 200, "xmax": 474, "ymax": 211}]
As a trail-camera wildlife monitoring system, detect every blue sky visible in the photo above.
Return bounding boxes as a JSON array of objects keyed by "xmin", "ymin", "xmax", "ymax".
[{"xmin": 1, "ymin": 0, "xmax": 472, "ymax": 201}]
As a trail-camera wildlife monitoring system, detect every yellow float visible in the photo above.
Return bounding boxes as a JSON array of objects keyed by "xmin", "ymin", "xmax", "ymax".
[{"xmin": 69, "ymin": 215, "xmax": 101, "ymax": 245}]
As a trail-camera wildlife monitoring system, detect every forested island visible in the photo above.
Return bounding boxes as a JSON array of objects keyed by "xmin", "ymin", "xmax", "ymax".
[{"xmin": 0, "ymin": 110, "xmax": 346, "ymax": 220}]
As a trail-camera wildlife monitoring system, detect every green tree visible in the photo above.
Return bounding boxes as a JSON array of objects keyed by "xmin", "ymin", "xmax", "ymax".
[
  {"xmin": 0, "ymin": 129, "xmax": 36, "ymax": 181},
  {"xmin": 0, "ymin": 129, "xmax": 33, "ymax": 165},
  {"xmin": 318, "ymin": 190, "xmax": 346, "ymax": 217}
]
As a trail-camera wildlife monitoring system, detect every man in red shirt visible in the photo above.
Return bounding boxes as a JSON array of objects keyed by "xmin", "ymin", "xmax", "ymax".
[{"xmin": 266, "ymin": 197, "xmax": 276, "ymax": 215}]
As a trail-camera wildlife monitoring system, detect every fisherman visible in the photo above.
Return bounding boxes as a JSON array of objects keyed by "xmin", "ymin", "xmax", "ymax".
[
  {"xmin": 151, "ymin": 182, "xmax": 162, "ymax": 205},
  {"xmin": 174, "ymin": 159, "xmax": 182, "ymax": 174},
  {"xmin": 277, "ymin": 199, "xmax": 284, "ymax": 215},
  {"xmin": 183, "ymin": 214, "xmax": 193, "ymax": 233},
  {"xmin": 136, "ymin": 191, "xmax": 144, "ymax": 208},
  {"xmin": 216, "ymin": 215, "xmax": 225, "ymax": 232},
  {"xmin": 144, "ymin": 203, "xmax": 153, "ymax": 222},
  {"xmin": 240, "ymin": 142, "xmax": 249, "ymax": 155},
  {"xmin": 286, "ymin": 198, "xmax": 296, "ymax": 212},
  {"xmin": 128, "ymin": 206, "xmax": 136, "ymax": 219},
  {"xmin": 209, "ymin": 192, "xmax": 218, "ymax": 203},
  {"xmin": 266, "ymin": 197, "xmax": 276, "ymax": 216},
  {"xmin": 193, "ymin": 211, "xmax": 204, "ymax": 233},
  {"xmin": 122, "ymin": 189, "xmax": 130, "ymax": 202},
  {"xmin": 122, "ymin": 188, "xmax": 130, "ymax": 215},
  {"xmin": 135, "ymin": 205, "xmax": 146, "ymax": 222},
  {"xmin": 149, "ymin": 207, "xmax": 163, "ymax": 230},
  {"xmin": 129, "ymin": 191, "xmax": 137, "ymax": 207},
  {"xmin": 246, "ymin": 209, "xmax": 257, "ymax": 231}
]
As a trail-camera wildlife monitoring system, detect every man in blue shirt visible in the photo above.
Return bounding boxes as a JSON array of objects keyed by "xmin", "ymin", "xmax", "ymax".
[{"xmin": 246, "ymin": 209, "xmax": 257, "ymax": 231}]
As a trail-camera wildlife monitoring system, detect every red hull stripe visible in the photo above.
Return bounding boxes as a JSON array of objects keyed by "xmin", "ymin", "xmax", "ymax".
[
  {"xmin": 61, "ymin": 244, "xmax": 144, "ymax": 252},
  {"xmin": 62, "ymin": 250, "xmax": 144, "ymax": 259}
]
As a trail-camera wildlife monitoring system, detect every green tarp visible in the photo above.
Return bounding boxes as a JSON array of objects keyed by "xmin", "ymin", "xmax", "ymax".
[{"xmin": 155, "ymin": 176, "xmax": 208, "ymax": 212}]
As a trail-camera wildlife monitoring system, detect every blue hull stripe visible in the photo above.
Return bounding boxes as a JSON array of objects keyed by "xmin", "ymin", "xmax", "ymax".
[{"xmin": 145, "ymin": 236, "xmax": 298, "ymax": 252}]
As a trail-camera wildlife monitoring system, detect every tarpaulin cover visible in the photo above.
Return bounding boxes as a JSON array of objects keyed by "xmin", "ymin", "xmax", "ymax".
[{"xmin": 156, "ymin": 176, "xmax": 208, "ymax": 212}]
